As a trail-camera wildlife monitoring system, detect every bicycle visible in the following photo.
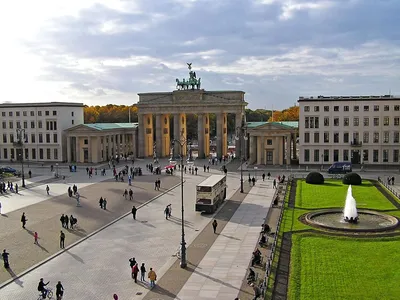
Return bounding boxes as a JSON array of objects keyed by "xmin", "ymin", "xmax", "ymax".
[{"xmin": 37, "ymin": 287, "xmax": 53, "ymax": 300}]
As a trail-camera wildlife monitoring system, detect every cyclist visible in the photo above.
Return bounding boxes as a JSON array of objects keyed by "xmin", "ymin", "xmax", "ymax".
[
  {"xmin": 56, "ymin": 281, "xmax": 64, "ymax": 300},
  {"xmin": 37, "ymin": 278, "xmax": 50, "ymax": 299}
]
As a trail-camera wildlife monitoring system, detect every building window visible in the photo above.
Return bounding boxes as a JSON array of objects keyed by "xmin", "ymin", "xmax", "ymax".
[
  {"xmin": 304, "ymin": 106, "xmax": 310, "ymax": 112},
  {"xmin": 47, "ymin": 149, "xmax": 51, "ymax": 159},
  {"xmin": 395, "ymin": 105, "xmax": 400, "ymax": 111},
  {"xmin": 53, "ymin": 134, "xmax": 58, "ymax": 143},
  {"xmin": 314, "ymin": 132, "xmax": 319, "ymax": 143},
  {"xmin": 39, "ymin": 134, "xmax": 43, "ymax": 143},
  {"xmin": 334, "ymin": 106, "xmax": 339, "ymax": 111},
  {"xmin": 305, "ymin": 117, "xmax": 309, "ymax": 128},
  {"xmin": 324, "ymin": 117, "xmax": 329, "ymax": 126},
  {"xmin": 310, "ymin": 117, "xmax": 314, "ymax": 128},
  {"xmin": 395, "ymin": 117, "xmax": 400, "ymax": 126},
  {"xmin": 333, "ymin": 118, "xmax": 339, "ymax": 126},
  {"xmin": 31, "ymin": 134, "xmax": 36, "ymax": 143},
  {"xmin": 32, "ymin": 148, "xmax": 36, "ymax": 159},
  {"xmin": 383, "ymin": 150, "xmax": 389, "ymax": 162},
  {"xmin": 383, "ymin": 117, "xmax": 389, "ymax": 126},
  {"xmin": 84, "ymin": 139, "xmax": 88, "ymax": 145},
  {"xmin": 324, "ymin": 132, "xmax": 329, "ymax": 143},
  {"xmin": 343, "ymin": 149, "xmax": 349, "ymax": 161},
  {"xmin": 315, "ymin": 117, "xmax": 319, "ymax": 128},
  {"xmin": 46, "ymin": 121, "xmax": 49, "ymax": 131},
  {"xmin": 304, "ymin": 132, "xmax": 310, "ymax": 143},
  {"xmin": 9, "ymin": 121, "xmax": 13, "ymax": 129},
  {"xmin": 363, "ymin": 132, "xmax": 369, "ymax": 143},
  {"xmin": 314, "ymin": 106, "xmax": 319, "ymax": 112},
  {"xmin": 373, "ymin": 132, "xmax": 379, "ymax": 143},
  {"xmin": 3, "ymin": 134, "xmax": 7, "ymax": 143},
  {"xmin": 353, "ymin": 106, "xmax": 359, "ymax": 112},
  {"xmin": 374, "ymin": 105, "xmax": 379, "ymax": 111},
  {"xmin": 266, "ymin": 139, "xmax": 272, "ymax": 145},
  {"xmin": 394, "ymin": 150, "xmax": 399, "ymax": 163},
  {"xmin": 1, "ymin": 112, "xmax": 5, "ymax": 117},
  {"xmin": 16, "ymin": 121, "xmax": 20, "ymax": 128},
  {"xmin": 10, "ymin": 134, "xmax": 14, "ymax": 143},
  {"xmin": 9, "ymin": 112, "xmax": 13, "ymax": 117},
  {"xmin": 343, "ymin": 132, "xmax": 349, "ymax": 143},
  {"xmin": 324, "ymin": 106, "xmax": 329, "ymax": 112},
  {"xmin": 72, "ymin": 120, "xmax": 74, "ymax": 125},
  {"xmin": 363, "ymin": 105, "xmax": 369, "ymax": 111},
  {"xmin": 3, "ymin": 149, "xmax": 8, "ymax": 159},
  {"xmin": 344, "ymin": 106, "xmax": 349, "ymax": 112},
  {"xmin": 30, "ymin": 111, "xmax": 34, "ymax": 116},
  {"xmin": 53, "ymin": 110, "xmax": 57, "ymax": 116},
  {"xmin": 38, "ymin": 111, "xmax": 42, "ymax": 116},
  {"xmin": 266, "ymin": 151, "xmax": 273, "ymax": 162},
  {"xmin": 2, "ymin": 121, "xmax": 5, "ymax": 129},
  {"xmin": 54, "ymin": 121, "xmax": 57, "ymax": 130},
  {"xmin": 314, "ymin": 149, "xmax": 320, "ymax": 162},
  {"xmin": 23, "ymin": 111, "xmax": 27, "ymax": 116},
  {"xmin": 16, "ymin": 111, "xmax": 20, "ymax": 117},
  {"xmin": 384, "ymin": 105, "xmax": 389, "ymax": 111},
  {"xmin": 394, "ymin": 132, "xmax": 399, "ymax": 143},
  {"xmin": 334, "ymin": 133, "xmax": 339, "ymax": 143},
  {"xmin": 383, "ymin": 132, "xmax": 389, "ymax": 143},
  {"xmin": 45, "ymin": 111, "xmax": 49, "ymax": 116},
  {"xmin": 333, "ymin": 150, "xmax": 339, "ymax": 162},
  {"xmin": 373, "ymin": 150, "xmax": 379, "ymax": 162},
  {"xmin": 324, "ymin": 149, "xmax": 329, "ymax": 162},
  {"xmin": 39, "ymin": 148, "xmax": 44, "ymax": 160},
  {"xmin": 23, "ymin": 121, "xmax": 27, "ymax": 129},
  {"xmin": 38, "ymin": 121, "xmax": 42, "ymax": 128},
  {"xmin": 353, "ymin": 132, "xmax": 359, "ymax": 143},
  {"xmin": 46, "ymin": 134, "xmax": 50, "ymax": 143},
  {"xmin": 31, "ymin": 121, "xmax": 35, "ymax": 129},
  {"xmin": 304, "ymin": 149, "xmax": 310, "ymax": 162},
  {"xmin": 373, "ymin": 118, "xmax": 379, "ymax": 126},
  {"xmin": 344, "ymin": 117, "xmax": 349, "ymax": 126},
  {"xmin": 363, "ymin": 117, "xmax": 369, "ymax": 126},
  {"xmin": 353, "ymin": 117, "xmax": 359, "ymax": 126},
  {"xmin": 54, "ymin": 149, "xmax": 58, "ymax": 160},
  {"xmin": 24, "ymin": 148, "xmax": 28, "ymax": 160},
  {"xmin": 363, "ymin": 150, "xmax": 369, "ymax": 162}
]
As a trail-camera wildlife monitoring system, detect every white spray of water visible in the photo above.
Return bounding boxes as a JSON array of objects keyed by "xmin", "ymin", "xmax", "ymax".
[{"xmin": 343, "ymin": 185, "xmax": 358, "ymax": 221}]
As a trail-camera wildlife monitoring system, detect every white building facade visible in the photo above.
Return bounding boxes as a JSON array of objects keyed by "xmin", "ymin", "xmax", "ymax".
[
  {"xmin": 0, "ymin": 102, "xmax": 84, "ymax": 163},
  {"xmin": 298, "ymin": 95, "xmax": 400, "ymax": 166}
]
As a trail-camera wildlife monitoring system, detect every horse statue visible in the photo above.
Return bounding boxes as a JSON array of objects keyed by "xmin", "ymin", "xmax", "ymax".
[{"xmin": 196, "ymin": 78, "xmax": 201, "ymax": 89}]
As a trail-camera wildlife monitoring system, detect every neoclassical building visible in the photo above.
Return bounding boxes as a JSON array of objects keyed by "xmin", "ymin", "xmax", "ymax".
[
  {"xmin": 247, "ymin": 121, "xmax": 298, "ymax": 165},
  {"xmin": 64, "ymin": 123, "xmax": 138, "ymax": 163}
]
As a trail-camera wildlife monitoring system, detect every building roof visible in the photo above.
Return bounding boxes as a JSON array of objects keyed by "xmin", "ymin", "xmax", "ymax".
[
  {"xmin": 197, "ymin": 175, "xmax": 226, "ymax": 187},
  {"xmin": 0, "ymin": 102, "xmax": 85, "ymax": 108},
  {"xmin": 246, "ymin": 121, "xmax": 298, "ymax": 129},
  {"xmin": 83, "ymin": 123, "xmax": 138, "ymax": 130},
  {"xmin": 298, "ymin": 95, "xmax": 400, "ymax": 102}
]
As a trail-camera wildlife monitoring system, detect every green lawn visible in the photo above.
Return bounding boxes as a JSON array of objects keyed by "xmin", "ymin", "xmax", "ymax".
[
  {"xmin": 289, "ymin": 234, "xmax": 400, "ymax": 300},
  {"xmin": 296, "ymin": 180, "xmax": 396, "ymax": 210}
]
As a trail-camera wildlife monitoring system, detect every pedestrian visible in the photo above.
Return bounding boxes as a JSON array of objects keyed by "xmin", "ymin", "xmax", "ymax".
[
  {"xmin": 267, "ymin": 172, "xmax": 271, "ymax": 179},
  {"xmin": 273, "ymin": 179, "xmax": 277, "ymax": 189},
  {"xmin": 60, "ymin": 231, "xmax": 65, "ymax": 248},
  {"xmin": 21, "ymin": 212, "xmax": 27, "ymax": 229},
  {"xmin": 157, "ymin": 178, "xmax": 161, "ymax": 190},
  {"xmin": 99, "ymin": 197, "xmax": 104, "ymax": 209},
  {"xmin": 46, "ymin": 185, "xmax": 50, "ymax": 195},
  {"xmin": 252, "ymin": 177, "xmax": 256, "ymax": 186},
  {"xmin": 70, "ymin": 215, "xmax": 75, "ymax": 229},
  {"xmin": 113, "ymin": 294, "xmax": 118, "ymax": 300},
  {"xmin": 34, "ymin": 231, "xmax": 38, "ymax": 244},
  {"xmin": 154, "ymin": 180, "xmax": 158, "ymax": 190},
  {"xmin": 168, "ymin": 204, "xmax": 172, "ymax": 217},
  {"xmin": 129, "ymin": 189, "xmax": 133, "ymax": 200},
  {"xmin": 103, "ymin": 198, "xmax": 107, "ymax": 210},
  {"xmin": 140, "ymin": 263, "xmax": 146, "ymax": 281},
  {"xmin": 28, "ymin": 170, "xmax": 32, "ymax": 178},
  {"xmin": 15, "ymin": 183, "xmax": 18, "ymax": 193},
  {"xmin": 132, "ymin": 263, "xmax": 139, "ymax": 283},
  {"xmin": 56, "ymin": 281, "xmax": 64, "ymax": 300},
  {"xmin": 123, "ymin": 189, "xmax": 128, "ymax": 199},
  {"xmin": 60, "ymin": 214, "xmax": 65, "ymax": 228},
  {"xmin": 262, "ymin": 173, "xmax": 265, "ymax": 181},
  {"xmin": 164, "ymin": 206, "xmax": 170, "ymax": 220},
  {"xmin": 148, "ymin": 268, "xmax": 157, "ymax": 288},
  {"xmin": 251, "ymin": 283, "xmax": 262, "ymax": 299},
  {"xmin": 132, "ymin": 206, "xmax": 137, "ymax": 220},
  {"xmin": 212, "ymin": 219, "xmax": 218, "ymax": 234},
  {"xmin": 64, "ymin": 214, "xmax": 69, "ymax": 229},
  {"xmin": 2, "ymin": 249, "xmax": 10, "ymax": 268}
]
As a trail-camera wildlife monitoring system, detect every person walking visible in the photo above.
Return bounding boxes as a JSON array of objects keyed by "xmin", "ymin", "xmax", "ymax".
[
  {"xmin": 113, "ymin": 294, "xmax": 118, "ymax": 300},
  {"xmin": 70, "ymin": 215, "xmax": 75, "ymax": 229},
  {"xmin": 34, "ymin": 232, "xmax": 38, "ymax": 244},
  {"xmin": 132, "ymin": 263, "xmax": 139, "ymax": 283},
  {"xmin": 251, "ymin": 283, "xmax": 262, "ymax": 299},
  {"xmin": 262, "ymin": 173, "xmax": 265, "ymax": 181},
  {"xmin": 46, "ymin": 185, "xmax": 50, "ymax": 195},
  {"xmin": 99, "ymin": 197, "xmax": 104, "ymax": 209},
  {"xmin": 64, "ymin": 214, "xmax": 69, "ymax": 229},
  {"xmin": 148, "ymin": 268, "xmax": 157, "ymax": 288},
  {"xmin": 15, "ymin": 183, "xmax": 18, "ymax": 193},
  {"xmin": 103, "ymin": 198, "xmax": 107, "ymax": 210},
  {"xmin": 21, "ymin": 212, "xmax": 27, "ymax": 229},
  {"xmin": 132, "ymin": 206, "xmax": 137, "ymax": 220},
  {"xmin": 164, "ymin": 206, "xmax": 170, "ymax": 220},
  {"xmin": 60, "ymin": 231, "xmax": 65, "ymax": 249},
  {"xmin": 273, "ymin": 179, "xmax": 277, "ymax": 189},
  {"xmin": 129, "ymin": 189, "xmax": 133, "ymax": 200},
  {"xmin": 167, "ymin": 204, "xmax": 172, "ymax": 217},
  {"xmin": 123, "ymin": 189, "xmax": 128, "ymax": 200},
  {"xmin": 212, "ymin": 219, "xmax": 218, "ymax": 234},
  {"xmin": 60, "ymin": 214, "xmax": 65, "ymax": 228},
  {"xmin": 56, "ymin": 281, "xmax": 64, "ymax": 300},
  {"xmin": 2, "ymin": 249, "xmax": 10, "ymax": 268},
  {"xmin": 140, "ymin": 263, "xmax": 146, "ymax": 282}
]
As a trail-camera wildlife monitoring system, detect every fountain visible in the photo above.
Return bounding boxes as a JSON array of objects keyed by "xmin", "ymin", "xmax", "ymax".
[{"xmin": 343, "ymin": 185, "xmax": 358, "ymax": 224}]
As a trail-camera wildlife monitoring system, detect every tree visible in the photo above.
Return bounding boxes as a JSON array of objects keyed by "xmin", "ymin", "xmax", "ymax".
[{"xmin": 268, "ymin": 106, "xmax": 299, "ymax": 122}]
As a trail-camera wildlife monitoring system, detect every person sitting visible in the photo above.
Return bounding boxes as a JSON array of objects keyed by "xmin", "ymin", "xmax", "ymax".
[
  {"xmin": 262, "ymin": 224, "xmax": 271, "ymax": 234},
  {"xmin": 251, "ymin": 249, "xmax": 261, "ymax": 266},
  {"xmin": 38, "ymin": 278, "xmax": 50, "ymax": 299},
  {"xmin": 259, "ymin": 234, "xmax": 267, "ymax": 246},
  {"xmin": 247, "ymin": 268, "xmax": 256, "ymax": 284}
]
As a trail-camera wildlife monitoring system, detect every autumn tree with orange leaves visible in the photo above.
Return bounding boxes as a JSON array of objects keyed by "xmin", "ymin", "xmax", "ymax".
[{"xmin": 268, "ymin": 106, "xmax": 299, "ymax": 122}]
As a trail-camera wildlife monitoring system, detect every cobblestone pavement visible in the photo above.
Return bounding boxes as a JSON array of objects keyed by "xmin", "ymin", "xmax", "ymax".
[
  {"xmin": 0, "ymin": 167, "xmax": 180, "ymax": 284},
  {"xmin": 0, "ymin": 169, "xmax": 241, "ymax": 299}
]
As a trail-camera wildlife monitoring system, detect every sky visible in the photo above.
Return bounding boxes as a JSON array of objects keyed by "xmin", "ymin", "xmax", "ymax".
[{"xmin": 1, "ymin": 0, "xmax": 399, "ymax": 110}]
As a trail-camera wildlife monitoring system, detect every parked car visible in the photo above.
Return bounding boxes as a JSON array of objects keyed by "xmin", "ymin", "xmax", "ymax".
[
  {"xmin": 0, "ymin": 166, "xmax": 17, "ymax": 175},
  {"xmin": 327, "ymin": 162, "xmax": 352, "ymax": 174}
]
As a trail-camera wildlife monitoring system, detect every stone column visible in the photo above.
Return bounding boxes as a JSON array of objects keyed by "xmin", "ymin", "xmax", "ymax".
[
  {"xmin": 197, "ymin": 113, "xmax": 205, "ymax": 159},
  {"xmin": 260, "ymin": 136, "xmax": 265, "ymax": 164},
  {"xmin": 278, "ymin": 137, "xmax": 283, "ymax": 165},
  {"xmin": 179, "ymin": 113, "xmax": 187, "ymax": 156},
  {"xmin": 144, "ymin": 114, "xmax": 153, "ymax": 157},
  {"xmin": 292, "ymin": 133, "xmax": 297, "ymax": 159},
  {"xmin": 173, "ymin": 113, "xmax": 180, "ymax": 157},
  {"xmin": 286, "ymin": 134, "xmax": 292, "ymax": 165},
  {"xmin": 155, "ymin": 114, "xmax": 162, "ymax": 158},
  {"xmin": 216, "ymin": 113, "xmax": 223, "ymax": 158},
  {"xmin": 122, "ymin": 133, "xmax": 126, "ymax": 157},
  {"xmin": 249, "ymin": 135, "xmax": 256, "ymax": 164},
  {"xmin": 75, "ymin": 136, "xmax": 80, "ymax": 163},
  {"xmin": 87, "ymin": 136, "xmax": 92, "ymax": 163},
  {"xmin": 138, "ymin": 114, "xmax": 145, "ymax": 157},
  {"xmin": 256, "ymin": 136, "xmax": 261, "ymax": 164},
  {"xmin": 67, "ymin": 136, "xmax": 71, "ymax": 163},
  {"xmin": 131, "ymin": 133, "xmax": 135, "ymax": 157},
  {"xmin": 204, "ymin": 114, "xmax": 210, "ymax": 157},
  {"xmin": 273, "ymin": 137, "xmax": 279, "ymax": 165},
  {"xmin": 161, "ymin": 114, "xmax": 170, "ymax": 157},
  {"xmin": 235, "ymin": 113, "xmax": 242, "ymax": 159}
]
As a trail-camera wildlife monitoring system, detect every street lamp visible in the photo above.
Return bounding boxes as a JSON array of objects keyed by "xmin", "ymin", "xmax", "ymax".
[
  {"xmin": 235, "ymin": 118, "xmax": 248, "ymax": 193},
  {"xmin": 170, "ymin": 130, "xmax": 188, "ymax": 268},
  {"xmin": 15, "ymin": 128, "xmax": 26, "ymax": 187},
  {"xmin": 56, "ymin": 163, "xmax": 59, "ymax": 178},
  {"xmin": 321, "ymin": 154, "xmax": 324, "ymax": 171}
]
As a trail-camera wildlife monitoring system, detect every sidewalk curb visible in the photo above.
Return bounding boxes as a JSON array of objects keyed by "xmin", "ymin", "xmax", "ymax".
[{"xmin": 0, "ymin": 181, "xmax": 183, "ymax": 290}]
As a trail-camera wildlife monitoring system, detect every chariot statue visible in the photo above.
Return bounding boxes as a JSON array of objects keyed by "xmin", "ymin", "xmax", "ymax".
[{"xmin": 175, "ymin": 62, "xmax": 201, "ymax": 90}]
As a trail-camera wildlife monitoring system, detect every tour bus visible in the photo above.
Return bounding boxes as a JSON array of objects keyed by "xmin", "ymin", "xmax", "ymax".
[
  {"xmin": 328, "ymin": 162, "xmax": 352, "ymax": 174},
  {"xmin": 196, "ymin": 175, "xmax": 227, "ymax": 213}
]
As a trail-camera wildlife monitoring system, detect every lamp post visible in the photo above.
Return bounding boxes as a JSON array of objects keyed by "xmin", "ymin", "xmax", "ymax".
[
  {"xmin": 56, "ymin": 163, "xmax": 59, "ymax": 178},
  {"xmin": 321, "ymin": 154, "xmax": 324, "ymax": 171},
  {"xmin": 235, "ymin": 118, "xmax": 248, "ymax": 193},
  {"xmin": 171, "ymin": 130, "xmax": 188, "ymax": 268},
  {"xmin": 15, "ymin": 128, "xmax": 26, "ymax": 187}
]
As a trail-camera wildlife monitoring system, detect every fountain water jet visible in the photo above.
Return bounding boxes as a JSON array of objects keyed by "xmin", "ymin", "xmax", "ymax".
[{"xmin": 343, "ymin": 185, "xmax": 358, "ymax": 223}]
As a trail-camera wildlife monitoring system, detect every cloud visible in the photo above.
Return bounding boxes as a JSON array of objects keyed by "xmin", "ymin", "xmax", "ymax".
[{"xmin": 2, "ymin": 0, "xmax": 400, "ymax": 109}]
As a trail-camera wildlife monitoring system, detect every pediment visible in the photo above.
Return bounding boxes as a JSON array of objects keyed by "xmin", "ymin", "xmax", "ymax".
[{"xmin": 65, "ymin": 124, "xmax": 100, "ymax": 133}]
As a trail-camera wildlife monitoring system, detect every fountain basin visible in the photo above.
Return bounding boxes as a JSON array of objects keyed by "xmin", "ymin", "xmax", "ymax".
[{"xmin": 303, "ymin": 209, "xmax": 399, "ymax": 232}]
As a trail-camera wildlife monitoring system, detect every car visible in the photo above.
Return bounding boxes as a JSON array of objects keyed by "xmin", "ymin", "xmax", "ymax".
[
  {"xmin": 0, "ymin": 166, "xmax": 17, "ymax": 175},
  {"xmin": 327, "ymin": 162, "xmax": 352, "ymax": 174}
]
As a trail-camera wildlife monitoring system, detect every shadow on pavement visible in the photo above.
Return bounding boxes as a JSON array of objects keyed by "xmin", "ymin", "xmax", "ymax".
[
  {"xmin": 36, "ymin": 242, "xmax": 49, "ymax": 253},
  {"xmin": 65, "ymin": 250, "xmax": 85, "ymax": 264},
  {"xmin": 0, "ymin": 214, "xmax": 8, "ymax": 217},
  {"xmin": 5, "ymin": 267, "xmax": 24, "ymax": 287},
  {"xmin": 149, "ymin": 284, "xmax": 182, "ymax": 300},
  {"xmin": 138, "ymin": 220, "xmax": 156, "ymax": 229}
]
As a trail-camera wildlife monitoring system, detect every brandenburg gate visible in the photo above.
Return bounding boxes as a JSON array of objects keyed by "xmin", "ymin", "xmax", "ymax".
[{"xmin": 137, "ymin": 63, "xmax": 248, "ymax": 159}]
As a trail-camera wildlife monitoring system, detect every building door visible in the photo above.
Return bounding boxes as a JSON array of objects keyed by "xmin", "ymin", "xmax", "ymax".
[
  {"xmin": 266, "ymin": 150, "xmax": 273, "ymax": 165},
  {"xmin": 351, "ymin": 150, "xmax": 360, "ymax": 164},
  {"xmin": 84, "ymin": 149, "xmax": 89, "ymax": 163}
]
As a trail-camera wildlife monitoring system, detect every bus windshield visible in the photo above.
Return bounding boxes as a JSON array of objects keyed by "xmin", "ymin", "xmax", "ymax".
[{"xmin": 197, "ymin": 186, "xmax": 212, "ymax": 193}]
